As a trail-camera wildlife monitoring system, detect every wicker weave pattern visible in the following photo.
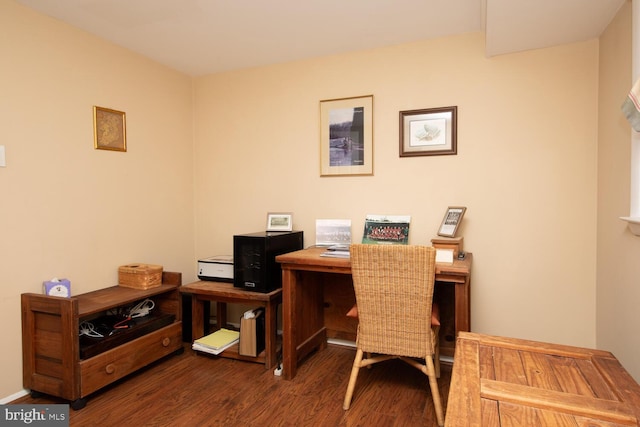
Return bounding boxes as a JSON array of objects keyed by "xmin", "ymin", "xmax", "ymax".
[
  {"xmin": 342, "ymin": 244, "xmax": 444, "ymax": 426},
  {"xmin": 344, "ymin": 244, "xmax": 443, "ymax": 425},
  {"xmin": 350, "ymin": 244, "xmax": 436, "ymax": 358}
]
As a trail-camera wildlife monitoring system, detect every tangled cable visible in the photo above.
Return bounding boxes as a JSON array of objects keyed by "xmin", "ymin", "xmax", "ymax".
[
  {"xmin": 79, "ymin": 321, "xmax": 104, "ymax": 338},
  {"xmin": 80, "ymin": 299, "xmax": 156, "ymax": 338},
  {"xmin": 113, "ymin": 298, "xmax": 155, "ymax": 329}
]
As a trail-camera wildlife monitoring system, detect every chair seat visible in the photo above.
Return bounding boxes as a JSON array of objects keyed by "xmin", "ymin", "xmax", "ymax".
[{"xmin": 346, "ymin": 302, "xmax": 440, "ymax": 326}]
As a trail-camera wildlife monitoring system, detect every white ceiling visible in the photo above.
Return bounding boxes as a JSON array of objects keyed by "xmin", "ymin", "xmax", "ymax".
[{"xmin": 15, "ymin": 0, "xmax": 626, "ymax": 77}]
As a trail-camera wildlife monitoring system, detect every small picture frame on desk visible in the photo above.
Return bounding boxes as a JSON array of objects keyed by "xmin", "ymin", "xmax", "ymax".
[
  {"xmin": 266, "ymin": 212, "xmax": 293, "ymax": 232},
  {"xmin": 438, "ymin": 206, "xmax": 466, "ymax": 237}
]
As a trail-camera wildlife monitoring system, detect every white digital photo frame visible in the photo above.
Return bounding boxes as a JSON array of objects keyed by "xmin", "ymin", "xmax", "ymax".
[{"xmin": 266, "ymin": 212, "xmax": 293, "ymax": 232}]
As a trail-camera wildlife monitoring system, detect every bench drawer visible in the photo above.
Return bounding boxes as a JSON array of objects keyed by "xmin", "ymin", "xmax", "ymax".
[{"xmin": 79, "ymin": 322, "xmax": 182, "ymax": 396}]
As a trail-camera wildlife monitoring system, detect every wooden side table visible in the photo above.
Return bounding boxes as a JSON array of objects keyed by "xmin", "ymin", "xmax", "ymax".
[{"xmin": 180, "ymin": 281, "xmax": 282, "ymax": 369}]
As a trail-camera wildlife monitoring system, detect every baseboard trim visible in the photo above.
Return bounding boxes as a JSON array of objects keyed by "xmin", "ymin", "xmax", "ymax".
[{"xmin": 1, "ymin": 389, "xmax": 29, "ymax": 404}]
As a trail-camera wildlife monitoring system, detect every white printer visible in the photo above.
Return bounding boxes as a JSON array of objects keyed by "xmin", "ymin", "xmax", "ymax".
[{"xmin": 197, "ymin": 255, "xmax": 233, "ymax": 282}]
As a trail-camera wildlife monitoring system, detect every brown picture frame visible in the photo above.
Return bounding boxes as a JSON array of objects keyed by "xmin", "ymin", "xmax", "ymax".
[{"xmin": 400, "ymin": 106, "xmax": 457, "ymax": 157}]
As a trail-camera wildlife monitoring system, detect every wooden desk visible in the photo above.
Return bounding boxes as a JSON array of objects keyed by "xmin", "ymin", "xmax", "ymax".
[
  {"xmin": 179, "ymin": 281, "xmax": 282, "ymax": 369},
  {"xmin": 276, "ymin": 247, "xmax": 472, "ymax": 380},
  {"xmin": 446, "ymin": 332, "xmax": 640, "ymax": 426}
]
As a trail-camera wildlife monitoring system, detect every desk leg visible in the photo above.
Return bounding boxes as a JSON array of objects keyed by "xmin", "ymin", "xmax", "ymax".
[
  {"xmin": 264, "ymin": 299, "xmax": 278, "ymax": 369},
  {"xmin": 191, "ymin": 296, "xmax": 205, "ymax": 341},
  {"xmin": 215, "ymin": 302, "xmax": 227, "ymax": 330},
  {"xmin": 282, "ymin": 268, "xmax": 296, "ymax": 380},
  {"xmin": 454, "ymin": 278, "xmax": 471, "ymax": 335}
]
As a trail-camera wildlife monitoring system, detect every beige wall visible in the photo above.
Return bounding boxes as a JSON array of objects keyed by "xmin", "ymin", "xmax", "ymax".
[
  {"xmin": 4, "ymin": 0, "xmax": 639, "ymax": 402},
  {"xmin": 597, "ymin": 1, "xmax": 640, "ymax": 381},
  {"xmin": 0, "ymin": 0, "xmax": 195, "ymax": 399},
  {"xmin": 194, "ymin": 32, "xmax": 600, "ymax": 350}
]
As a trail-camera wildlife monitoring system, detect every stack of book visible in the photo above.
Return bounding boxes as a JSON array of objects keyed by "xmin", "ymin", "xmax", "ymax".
[
  {"xmin": 320, "ymin": 244, "xmax": 351, "ymax": 258},
  {"xmin": 192, "ymin": 328, "xmax": 240, "ymax": 355}
]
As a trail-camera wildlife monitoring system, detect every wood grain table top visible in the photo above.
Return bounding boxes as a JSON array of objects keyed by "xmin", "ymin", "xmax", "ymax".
[{"xmin": 446, "ymin": 332, "xmax": 640, "ymax": 426}]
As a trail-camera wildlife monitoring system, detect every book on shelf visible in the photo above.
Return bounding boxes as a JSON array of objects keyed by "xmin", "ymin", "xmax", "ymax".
[
  {"xmin": 192, "ymin": 328, "xmax": 239, "ymax": 355},
  {"xmin": 192, "ymin": 340, "xmax": 236, "ymax": 355}
]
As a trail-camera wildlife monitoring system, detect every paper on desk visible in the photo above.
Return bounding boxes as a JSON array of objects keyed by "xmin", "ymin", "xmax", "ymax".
[
  {"xmin": 435, "ymin": 249, "xmax": 454, "ymax": 264},
  {"xmin": 320, "ymin": 250, "xmax": 350, "ymax": 258}
]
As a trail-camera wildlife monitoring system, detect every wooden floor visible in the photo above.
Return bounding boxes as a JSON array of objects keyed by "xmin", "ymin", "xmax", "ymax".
[{"xmin": 13, "ymin": 343, "xmax": 452, "ymax": 426}]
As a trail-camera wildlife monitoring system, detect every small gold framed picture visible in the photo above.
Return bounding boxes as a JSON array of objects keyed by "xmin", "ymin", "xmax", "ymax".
[{"xmin": 93, "ymin": 106, "xmax": 126, "ymax": 152}]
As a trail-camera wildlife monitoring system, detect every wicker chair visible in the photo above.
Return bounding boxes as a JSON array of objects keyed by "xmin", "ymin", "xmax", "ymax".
[{"xmin": 343, "ymin": 244, "xmax": 444, "ymax": 427}]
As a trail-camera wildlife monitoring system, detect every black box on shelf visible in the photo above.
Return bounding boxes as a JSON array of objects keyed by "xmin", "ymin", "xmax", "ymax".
[{"xmin": 233, "ymin": 231, "xmax": 303, "ymax": 292}]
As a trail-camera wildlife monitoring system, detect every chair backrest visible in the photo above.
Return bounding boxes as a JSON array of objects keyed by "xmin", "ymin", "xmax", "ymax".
[{"xmin": 350, "ymin": 244, "xmax": 437, "ymax": 358}]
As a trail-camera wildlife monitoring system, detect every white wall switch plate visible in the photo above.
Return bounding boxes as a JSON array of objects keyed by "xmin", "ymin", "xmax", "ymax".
[{"xmin": 0, "ymin": 145, "xmax": 5, "ymax": 167}]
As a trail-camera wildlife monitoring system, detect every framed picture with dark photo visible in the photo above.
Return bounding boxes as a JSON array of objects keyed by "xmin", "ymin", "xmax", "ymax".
[
  {"xmin": 438, "ymin": 207, "xmax": 466, "ymax": 237},
  {"xmin": 320, "ymin": 95, "xmax": 373, "ymax": 176}
]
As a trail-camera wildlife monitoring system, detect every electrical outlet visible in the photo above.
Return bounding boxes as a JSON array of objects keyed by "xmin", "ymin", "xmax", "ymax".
[{"xmin": 0, "ymin": 145, "xmax": 5, "ymax": 167}]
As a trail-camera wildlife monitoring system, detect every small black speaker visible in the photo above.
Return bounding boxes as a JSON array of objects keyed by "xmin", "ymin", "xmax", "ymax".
[{"xmin": 233, "ymin": 231, "xmax": 303, "ymax": 292}]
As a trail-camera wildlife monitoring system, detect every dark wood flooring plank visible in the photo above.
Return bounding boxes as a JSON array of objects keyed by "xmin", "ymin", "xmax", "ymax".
[{"xmin": 12, "ymin": 344, "xmax": 451, "ymax": 426}]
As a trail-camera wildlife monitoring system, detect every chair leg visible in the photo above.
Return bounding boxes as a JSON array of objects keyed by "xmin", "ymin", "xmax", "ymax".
[
  {"xmin": 433, "ymin": 325, "xmax": 441, "ymax": 378},
  {"xmin": 425, "ymin": 355, "xmax": 444, "ymax": 427},
  {"xmin": 343, "ymin": 348, "xmax": 364, "ymax": 410}
]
